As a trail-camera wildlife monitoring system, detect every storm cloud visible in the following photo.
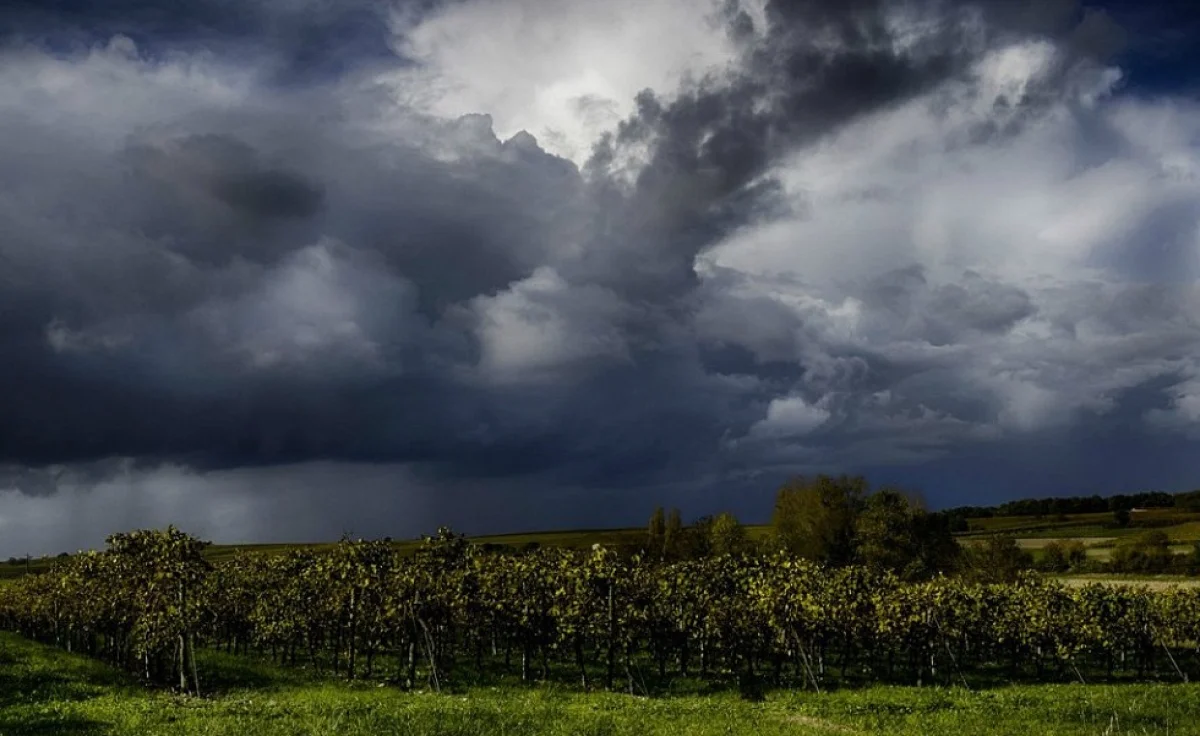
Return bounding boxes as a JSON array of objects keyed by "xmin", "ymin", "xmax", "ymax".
[{"xmin": 1, "ymin": 0, "xmax": 1199, "ymax": 555}]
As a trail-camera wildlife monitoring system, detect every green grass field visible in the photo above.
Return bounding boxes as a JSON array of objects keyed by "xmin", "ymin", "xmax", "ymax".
[
  {"xmin": 956, "ymin": 508, "xmax": 1200, "ymax": 569},
  {"xmin": 963, "ymin": 509, "xmax": 1200, "ymax": 536},
  {"xmin": 2, "ymin": 632, "xmax": 1199, "ymax": 735}
]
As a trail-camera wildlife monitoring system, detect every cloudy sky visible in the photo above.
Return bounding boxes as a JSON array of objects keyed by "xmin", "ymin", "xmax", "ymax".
[{"xmin": 1, "ymin": 0, "xmax": 1199, "ymax": 556}]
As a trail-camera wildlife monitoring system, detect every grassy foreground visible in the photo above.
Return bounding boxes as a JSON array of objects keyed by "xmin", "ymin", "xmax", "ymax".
[{"xmin": 2, "ymin": 633, "xmax": 1200, "ymax": 735}]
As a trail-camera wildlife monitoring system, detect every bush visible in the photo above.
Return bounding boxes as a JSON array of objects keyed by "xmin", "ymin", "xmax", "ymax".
[
  {"xmin": 1039, "ymin": 540, "xmax": 1090, "ymax": 573},
  {"xmin": 964, "ymin": 536, "xmax": 1033, "ymax": 583},
  {"xmin": 1109, "ymin": 531, "xmax": 1174, "ymax": 573}
]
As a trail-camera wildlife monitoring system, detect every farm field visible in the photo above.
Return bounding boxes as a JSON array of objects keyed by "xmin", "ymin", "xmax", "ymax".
[
  {"xmin": 1054, "ymin": 575, "xmax": 1200, "ymax": 591},
  {"xmin": 963, "ymin": 510, "xmax": 1200, "ymax": 536},
  {"xmin": 958, "ymin": 536, "xmax": 1195, "ymax": 563},
  {"xmin": 1, "ymin": 632, "xmax": 1198, "ymax": 736},
  {"xmin": 959, "ymin": 508, "xmax": 1200, "ymax": 568}
]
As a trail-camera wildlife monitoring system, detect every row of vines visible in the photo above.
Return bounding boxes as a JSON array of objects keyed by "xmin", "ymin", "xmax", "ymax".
[{"xmin": 2, "ymin": 527, "xmax": 1200, "ymax": 694}]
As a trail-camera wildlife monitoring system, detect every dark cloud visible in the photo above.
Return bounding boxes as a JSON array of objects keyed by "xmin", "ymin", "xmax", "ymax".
[
  {"xmin": 0, "ymin": 0, "xmax": 404, "ymax": 82},
  {"xmin": 577, "ymin": 0, "xmax": 1120, "ymax": 302},
  {"xmin": 857, "ymin": 267, "xmax": 1036, "ymax": 345},
  {"xmin": 130, "ymin": 133, "xmax": 324, "ymax": 222},
  {"xmin": 0, "ymin": 0, "xmax": 1198, "ymax": 553}
]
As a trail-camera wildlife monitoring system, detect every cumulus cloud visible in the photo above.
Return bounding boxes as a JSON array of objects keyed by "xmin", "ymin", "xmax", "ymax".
[
  {"xmin": 386, "ymin": 0, "xmax": 753, "ymax": 163},
  {"xmin": 463, "ymin": 267, "xmax": 634, "ymax": 383},
  {"xmin": 0, "ymin": 0, "xmax": 1198, "ymax": 554},
  {"xmin": 747, "ymin": 395, "xmax": 831, "ymax": 438}
]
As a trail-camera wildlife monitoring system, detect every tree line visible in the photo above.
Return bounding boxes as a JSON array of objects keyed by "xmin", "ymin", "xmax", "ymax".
[
  {"xmin": 642, "ymin": 475, "xmax": 1001, "ymax": 582},
  {"xmin": 944, "ymin": 488, "xmax": 1200, "ymax": 521},
  {"xmin": 637, "ymin": 475, "xmax": 1200, "ymax": 580}
]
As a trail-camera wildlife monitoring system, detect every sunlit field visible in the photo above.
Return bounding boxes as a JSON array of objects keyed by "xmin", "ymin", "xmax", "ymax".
[{"xmin": 2, "ymin": 633, "xmax": 1199, "ymax": 736}]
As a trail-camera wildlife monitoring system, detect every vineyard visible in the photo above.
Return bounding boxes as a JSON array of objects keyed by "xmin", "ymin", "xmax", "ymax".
[{"xmin": 3, "ymin": 527, "xmax": 1200, "ymax": 699}]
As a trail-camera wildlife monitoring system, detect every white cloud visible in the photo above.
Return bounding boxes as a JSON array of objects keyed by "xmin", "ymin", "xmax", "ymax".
[
  {"xmin": 191, "ymin": 239, "xmax": 412, "ymax": 371},
  {"xmin": 0, "ymin": 36, "xmax": 255, "ymax": 150},
  {"xmin": 694, "ymin": 39, "xmax": 1200, "ymax": 455},
  {"xmin": 386, "ymin": 0, "xmax": 753, "ymax": 163},
  {"xmin": 466, "ymin": 267, "xmax": 632, "ymax": 383},
  {"xmin": 750, "ymin": 394, "xmax": 830, "ymax": 438}
]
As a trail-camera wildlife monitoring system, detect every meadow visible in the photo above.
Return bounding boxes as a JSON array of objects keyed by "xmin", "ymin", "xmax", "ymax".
[{"xmin": 2, "ymin": 632, "xmax": 1199, "ymax": 736}]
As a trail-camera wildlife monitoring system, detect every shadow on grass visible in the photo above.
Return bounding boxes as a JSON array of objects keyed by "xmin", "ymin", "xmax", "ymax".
[
  {"xmin": 194, "ymin": 649, "xmax": 324, "ymax": 694},
  {"xmin": 0, "ymin": 670, "xmax": 104, "ymax": 709},
  {"xmin": 0, "ymin": 642, "xmax": 115, "ymax": 735},
  {"xmin": 0, "ymin": 714, "xmax": 109, "ymax": 736},
  {"xmin": 0, "ymin": 648, "xmax": 128, "ymax": 710}
]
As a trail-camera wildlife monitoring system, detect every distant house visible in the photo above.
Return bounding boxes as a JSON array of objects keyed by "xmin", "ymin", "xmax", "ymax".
[{"xmin": 1130, "ymin": 508, "xmax": 1149, "ymax": 513}]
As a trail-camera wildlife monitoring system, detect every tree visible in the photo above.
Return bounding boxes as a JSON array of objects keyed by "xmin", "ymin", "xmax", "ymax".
[
  {"xmin": 663, "ymin": 508, "xmax": 683, "ymax": 560},
  {"xmin": 856, "ymin": 488, "xmax": 919, "ymax": 575},
  {"xmin": 709, "ymin": 513, "xmax": 749, "ymax": 556},
  {"xmin": 772, "ymin": 475, "xmax": 867, "ymax": 565},
  {"xmin": 856, "ymin": 489, "xmax": 959, "ymax": 579},
  {"xmin": 646, "ymin": 507, "xmax": 666, "ymax": 560},
  {"xmin": 1187, "ymin": 541, "xmax": 1200, "ymax": 574},
  {"xmin": 1039, "ymin": 540, "xmax": 1088, "ymax": 572},
  {"xmin": 1113, "ymin": 508, "xmax": 1131, "ymax": 528},
  {"xmin": 1040, "ymin": 541, "xmax": 1070, "ymax": 573},
  {"xmin": 1109, "ymin": 531, "xmax": 1173, "ymax": 573},
  {"xmin": 679, "ymin": 515, "xmax": 715, "ymax": 559},
  {"xmin": 941, "ymin": 512, "xmax": 970, "ymax": 533},
  {"xmin": 964, "ymin": 536, "xmax": 1033, "ymax": 583},
  {"xmin": 910, "ymin": 510, "xmax": 962, "ymax": 576}
]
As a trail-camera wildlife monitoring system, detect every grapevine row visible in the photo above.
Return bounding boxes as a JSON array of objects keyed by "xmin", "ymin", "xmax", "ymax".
[{"xmin": 2, "ymin": 527, "xmax": 1199, "ymax": 693}]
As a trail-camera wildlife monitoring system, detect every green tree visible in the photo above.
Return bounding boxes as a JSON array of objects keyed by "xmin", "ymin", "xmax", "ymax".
[
  {"xmin": 679, "ymin": 515, "xmax": 715, "ymax": 559},
  {"xmin": 1110, "ymin": 530, "xmax": 1173, "ymax": 573},
  {"xmin": 964, "ymin": 536, "xmax": 1033, "ymax": 583},
  {"xmin": 709, "ymin": 513, "xmax": 749, "ymax": 556},
  {"xmin": 646, "ymin": 507, "xmax": 666, "ymax": 560},
  {"xmin": 663, "ymin": 508, "xmax": 683, "ymax": 560},
  {"xmin": 856, "ymin": 488, "xmax": 918, "ymax": 574},
  {"xmin": 1063, "ymin": 540, "xmax": 1088, "ymax": 570},
  {"xmin": 1181, "ymin": 541, "xmax": 1200, "ymax": 575},
  {"xmin": 1040, "ymin": 540, "xmax": 1070, "ymax": 572},
  {"xmin": 911, "ymin": 510, "xmax": 962, "ymax": 575},
  {"xmin": 1044, "ymin": 539, "xmax": 1089, "ymax": 572},
  {"xmin": 772, "ymin": 474, "xmax": 867, "ymax": 565},
  {"xmin": 856, "ymin": 489, "xmax": 959, "ymax": 579}
]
